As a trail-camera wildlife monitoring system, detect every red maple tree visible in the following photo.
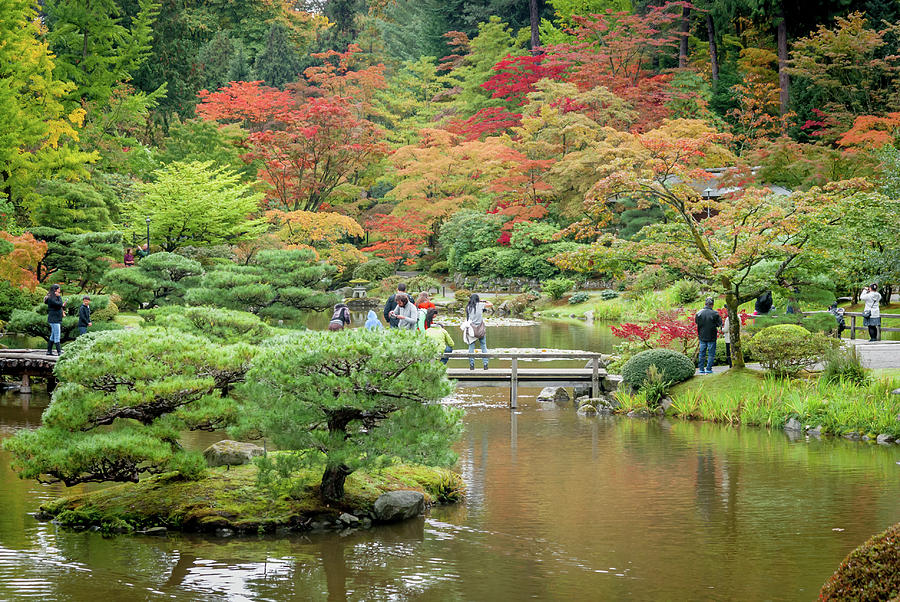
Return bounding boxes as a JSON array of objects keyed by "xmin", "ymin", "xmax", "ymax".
[
  {"xmin": 362, "ymin": 213, "xmax": 430, "ymax": 267},
  {"xmin": 196, "ymin": 81, "xmax": 294, "ymax": 131},
  {"xmin": 446, "ymin": 107, "xmax": 523, "ymax": 141},
  {"xmin": 482, "ymin": 54, "xmax": 569, "ymax": 106}
]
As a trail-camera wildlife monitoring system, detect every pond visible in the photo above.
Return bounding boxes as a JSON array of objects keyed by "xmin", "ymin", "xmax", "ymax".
[{"xmin": 1, "ymin": 320, "xmax": 898, "ymax": 600}]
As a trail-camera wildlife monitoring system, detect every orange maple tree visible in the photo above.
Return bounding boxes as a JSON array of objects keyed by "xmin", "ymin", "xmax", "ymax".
[
  {"xmin": 0, "ymin": 232, "xmax": 47, "ymax": 291},
  {"xmin": 362, "ymin": 213, "xmax": 430, "ymax": 268},
  {"xmin": 196, "ymin": 81, "xmax": 294, "ymax": 131}
]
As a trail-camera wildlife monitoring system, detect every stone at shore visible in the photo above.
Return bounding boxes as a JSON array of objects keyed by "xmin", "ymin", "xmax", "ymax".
[
  {"xmin": 876, "ymin": 434, "xmax": 895, "ymax": 445},
  {"xmin": 892, "ymin": 388, "xmax": 900, "ymax": 395},
  {"xmin": 203, "ymin": 440, "xmax": 264, "ymax": 467},
  {"xmin": 783, "ymin": 417, "xmax": 803, "ymax": 432},
  {"xmin": 807, "ymin": 425, "xmax": 823, "ymax": 436},
  {"xmin": 338, "ymin": 513, "xmax": 360, "ymax": 526},
  {"xmin": 537, "ymin": 386, "xmax": 570, "ymax": 404},
  {"xmin": 576, "ymin": 403, "xmax": 597, "ymax": 416},
  {"xmin": 373, "ymin": 491, "xmax": 425, "ymax": 523}
]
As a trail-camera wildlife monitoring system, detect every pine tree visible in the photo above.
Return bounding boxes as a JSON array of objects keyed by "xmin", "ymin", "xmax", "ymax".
[{"xmin": 253, "ymin": 24, "xmax": 303, "ymax": 88}]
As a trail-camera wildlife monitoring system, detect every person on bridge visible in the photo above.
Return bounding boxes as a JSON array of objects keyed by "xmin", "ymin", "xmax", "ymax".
[
  {"xmin": 424, "ymin": 309, "xmax": 454, "ymax": 364},
  {"xmin": 464, "ymin": 293, "xmax": 493, "ymax": 371},
  {"xmin": 861, "ymin": 283, "xmax": 882, "ymax": 342},
  {"xmin": 77, "ymin": 296, "xmax": 92, "ymax": 336},
  {"xmin": 44, "ymin": 284, "xmax": 66, "ymax": 356},
  {"xmin": 695, "ymin": 297, "xmax": 722, "ymax": 374},
  {"xmin": 383, "ymin": 283, "xmax": 407, "ymax": 328}
]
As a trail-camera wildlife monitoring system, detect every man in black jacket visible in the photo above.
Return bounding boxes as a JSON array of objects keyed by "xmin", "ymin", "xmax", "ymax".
[
  {"xmin": 695, "ymin": 297, "xmax": 723, "ymax": 374},
  {"xmin": 77, "ymin": 296, "xmax": 92, "ymax": 336},
  {"xmin": 383, "ymin": 282, "xmax": 407, "ymax": 328}
]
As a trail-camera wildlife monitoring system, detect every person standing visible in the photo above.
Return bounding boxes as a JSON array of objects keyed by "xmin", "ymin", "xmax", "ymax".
[
  {"xmin": 464, "ymin": 293, "xmax": 493, "ymax": 370},
  {"xmin": 328, "ymin": 302, "xmax": 351, "ymax": 331},
  {"xmin": 755, "ymin": 290, "xmax": 773, "ymax": 315},
  {"xmin": 695, "ymin": 297, "xmax": 722, "ymax": 374},
  {"xmin": 861, "ymin": 283, "xmax": 882, "ymax": 342},
  {"xmin": 44, "ymin": 284, "xmax": 66, "ymax": 356},
  {"xmin": 383, "ymin": 283, "xmax": 407, "ymax": 328},
  {"xmin": 416, "ymin": 292, "xmax": 434, "ymax": 331},
  {"xmin": 424, "ymin": 309, "xmax": 454, "ymax": 364},
  {"xmin": 721, "ymin": 313, "xmax": 732, "ymax": 368},
  {"xmin": 389, "ymin": 293, "xmax": 418, "ymax": 330},
  {"xmin": 77, "ymin": 296, "xmax": 92, "ymax": 336},
  {"xmin": 123, "ymin": 248, "xmax": 135, "ymax": 267},
  {"xmin": 829, "ymin": 302, "xmax": 847, "ymax": 338}
]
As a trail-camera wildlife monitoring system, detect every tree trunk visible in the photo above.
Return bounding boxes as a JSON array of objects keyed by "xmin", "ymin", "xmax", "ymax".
[
  {"xmin": 679, "ymin": 5, "xmax": 691, "ymax": 68},
  {"xmin": 529, "ymin": 0, "xmax": 541, "ymax": 55},
  {"xmin": 320, "ymin": 463, "xmax": 352, "ymax": 503},
  {"xmin": 726, "ymin": 298, "xmax": 744, "ymax": 368},
  {"xmin": 706, "ymin": 14, "xmax": 719, "ymax": 82},
  {"xmin": 776, "ymin": 2, "xmax": 789, "ymax": 115}
]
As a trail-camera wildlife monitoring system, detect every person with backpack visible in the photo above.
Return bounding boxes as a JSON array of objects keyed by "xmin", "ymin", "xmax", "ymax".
[
  {"xmin": 44, "ymin": 284, "xmax": 66, "ymax": 356},
  {"xmin": 861, "ymin": 283, "xmax": 882, "ymax": 342},
  {"xmin": 463, "ymin": 293, "xmax": 493, "ymax": 370},
  {"xmin": 328, "ymin": 303, "xmax": 352, "ymax": 331},
  {"xmin": 383, "ymin": 283, "xmax": 407, "ymax": 328},
  {"xmin": 829, "ymin": 302, "xmax": 847, "ymax": 338},
  {"xmin": 695, "ymin": 297, "xmax": 723, "ymax": 374}
]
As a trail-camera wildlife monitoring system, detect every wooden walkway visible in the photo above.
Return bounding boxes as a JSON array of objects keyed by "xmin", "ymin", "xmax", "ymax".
[
  {"xmin": 0, "ymin": 349, "xmax": 58, "ymax": 393},
  {"xmin": 445, "ymin": 352, "xmax": 616, "ymax": 408}
]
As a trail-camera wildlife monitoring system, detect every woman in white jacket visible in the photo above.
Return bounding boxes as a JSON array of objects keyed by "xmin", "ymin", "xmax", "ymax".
[{"xmin": 860, "ymin": 284, "xmax": 882, "ymax": 342}]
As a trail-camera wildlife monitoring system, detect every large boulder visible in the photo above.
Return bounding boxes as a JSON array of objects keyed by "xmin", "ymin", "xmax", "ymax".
[
  {"xmin": 203, "ymin": 440, "xmax": 264, "ymax": 467},
  {"xmin": 537, "ymin": 386, "xmax": 570, "ymax": 403},
  {"xmin": 373, "ymin": 491, "xmax": 425, "ymax": 522}
]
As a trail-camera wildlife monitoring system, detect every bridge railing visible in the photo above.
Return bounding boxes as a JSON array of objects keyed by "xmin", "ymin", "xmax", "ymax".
[
  {"xmin": 802, "ymin": 311, "xmax": 900, "ymax": 341},
  {"xmin": 441, "ymin": 351, "xmax": 608, "ymax": 409}
]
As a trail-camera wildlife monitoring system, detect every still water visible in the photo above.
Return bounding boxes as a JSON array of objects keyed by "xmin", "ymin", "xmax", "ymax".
[{"xmin": 1, "ymin": 320, "xmax": 899, "ymax": 601}]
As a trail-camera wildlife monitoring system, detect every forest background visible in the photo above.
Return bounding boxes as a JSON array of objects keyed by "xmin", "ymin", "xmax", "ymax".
[{"xmin": 2, "ymin": 0, "xmax": 900, "ymax": 334}]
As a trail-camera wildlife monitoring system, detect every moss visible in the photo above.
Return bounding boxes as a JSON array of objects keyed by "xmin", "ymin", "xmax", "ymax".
[
  {"xmin": 40, "ymin": 463, "xmax": 463, "ymax": 534},
  {"xmin": 820, "ymin": 522, "xmax": 900, "ymax": 601}
]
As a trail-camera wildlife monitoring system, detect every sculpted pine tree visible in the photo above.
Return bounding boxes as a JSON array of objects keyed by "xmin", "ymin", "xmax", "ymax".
[
  {"xmin": 3, "ymin": 329, "xmax": 256, "ymax": 485},
  {"xmin": 236, "ymin": 329, "xmax": 462, "ymax": 503},
  {"xmin": 185, "ymin": 249, "xmax": 338, "ymax": 320}
]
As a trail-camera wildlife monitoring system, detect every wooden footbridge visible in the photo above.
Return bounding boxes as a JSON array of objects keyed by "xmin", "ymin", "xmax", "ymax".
[
  {"xmin": 445, "ymin": 352, "xmax": 620, "ymax": 409},
  {"xmin": 0, "ymin": 349, "xmax": 58, "ymax": 393}
]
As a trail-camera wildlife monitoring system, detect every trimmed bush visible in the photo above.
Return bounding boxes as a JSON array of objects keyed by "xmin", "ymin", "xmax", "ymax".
[
  {"xmin": 542, "ymin": 278, "xmax": 574, "ymax": 300},
  {"xmin": 407, "ymin": 275, "xmax": 440, "ymax": 296},
  {"xmin": 429, "ymin": 261, "xmax": 449, "ymax": 274},
  {"xmin": 746, "ymin": 324, "xmax": 838, "ymax": 376},
  {"xmin": 353, "ymin": 259, "xmax": 394, "ymax": 282},
  {"xmin": 569, "ymin": 291, "xmax": 590, "ymax": 305},
  {"xmin": 600, "ymin": 289, "xmax": 619, "ymax": 300},
  {"xmin": 621, "ymin": 348, "xmax": 695, "ymax": 390},
  {"xmin": 671, "ymin": 280, "xmax": 702, "ymax": 304},
  {"xmin": 820, "ymin": 522, "xmax": 900, "ymax": 601}
]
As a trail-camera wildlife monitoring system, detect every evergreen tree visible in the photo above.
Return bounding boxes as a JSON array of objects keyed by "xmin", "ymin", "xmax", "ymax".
[
  {"xmin": 103, "ymin": 252, "xmax": 204, "ymax": 308},
  {"xmin": 253, "ymin": 24, "xmax": 303, "ymax": 88},
  {"xmin": 197, "ymin": 31, "xmax": 236, "ymax": 93},
  {"xmin": 32, "ymin": 180, "xmax": 114, "ymax": 233},
  {"xmin": 31, "ymin": 227, "xmax": 123, "ymax": 290},
  {"xmin": 184, "ymin": 249, "xmax": 338, "ymax": 321},
  {"xmin": 235, "ymin": 329, "xmax": 462, "ymax": 502}
]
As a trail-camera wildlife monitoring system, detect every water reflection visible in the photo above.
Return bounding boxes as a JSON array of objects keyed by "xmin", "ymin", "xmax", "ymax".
[{"xmin": 1, "ymin": 339, "xmax": 900, "ymax": 600}]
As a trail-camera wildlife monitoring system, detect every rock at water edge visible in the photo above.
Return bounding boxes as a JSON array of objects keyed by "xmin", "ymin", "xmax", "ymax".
[
  {"xmin": 876, "ymin": 434, "xmax": 895, "ymax": 445},
  {"xmin": 203, "ymin": 440, "xmax": 265, "ymax": 467},
  {"xmin": 373, "ymin": 491, "xmax": 425, "ymax": 523},
  {"xmin": 576, "ymin": 404, "xmax": 598, "ymax": 416},
  {"xmin": 783, "ymin": 417, "xmax": 803, "ymax": 432},
  {"xmin": 537, "ymin": 386, "xmax": 570, "ymax": 404}
]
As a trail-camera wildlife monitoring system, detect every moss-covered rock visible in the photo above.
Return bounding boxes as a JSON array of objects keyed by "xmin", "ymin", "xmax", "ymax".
[
  {"xmin": 39, "ymin": 463, "xmax": 464, "ymax": 535},
  {"xmin": 820, "ymin": 522, "xmax": 900, "ymax": 601}
]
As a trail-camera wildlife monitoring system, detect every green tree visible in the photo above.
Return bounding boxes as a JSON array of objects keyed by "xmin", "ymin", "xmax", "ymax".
[
  {"xmin": 0, "ymin": 0, "xmax": 95, "ymax": 212},
  {"xmin": 7, "ymin": 294, "xmax": 123, "ymax": 343},
  {"xmin": 103, "ymin": 252, "xmax": 203, "ymax": 308},
  {"xmin": 31, "ymin": 180, "xmax": 114, "ymax": 233},
  {"xmin": 127, "ymin": 161, "xmax": 265, "ymax": 252},
  {"xmin": 253, "ymin": 23, "xmax": 303, "ymax": 88},
  {"xmin": 184, "ymin": 249, "xmax": 338, "ymax": 321},
  {"xmin": 3, "ymin": 328, "xmax": 255, "ymax": 485},
  {"xmin": 140, "ymin": 305, "xmax": 276, "ymax": 344},
  {"xmin": 154, "ymin": 119, "xmax": 256, "ymax": 181},
  {"xmin": 438, "ymin": 210, "xmax": 504, "ymax": 272},
  {"xmin": 31, "ymin": 227, "xmax": 123, "ymax": 290},
  {"xmin": 235, "ymin": 329, "xmax": 462, "ymax": 502}
]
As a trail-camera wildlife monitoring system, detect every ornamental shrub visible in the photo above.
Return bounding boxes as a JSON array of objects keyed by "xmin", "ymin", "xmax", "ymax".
[
  {"xmin": 821, "ymin": 346, "xmax": 869, "ymax": 386},
  {"xmin": 671, "ymin": 280, "xmax": 702, "ymax": 304},
  {"xmin": 600, "ymin": 289, "xmax": 619, "ymax": 300},
  {"xmin": 353, "ymin": 258, "xmax": 394, "ymax": 282},
  {"xmin": 407, "ymin": 275, "xmax": 440, "ymax": 296},
  {"xmin": 0, "ymin": 281, "xmax": 34, "ymax": 322},
  {"xmin": 819, "ymin": 522, "xmax": 900, "ymax": 601},
  {"xmin": 746, "ymin": 324, "xmax": 838, "ymax": 376},
  {"xmin": 542, "ymin": 278, "xmax": 574, "ymax": 300},
  {"xmin": 429, "ymin": 261, "xmax": 449, "ymax": 275},
  {"xmin": 569, "ymin": 291, "xmax": 590, "ymax": 305},
  {"xmin": 621, "ymin": 348, "xmax": 695, "ymax": 390}
]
